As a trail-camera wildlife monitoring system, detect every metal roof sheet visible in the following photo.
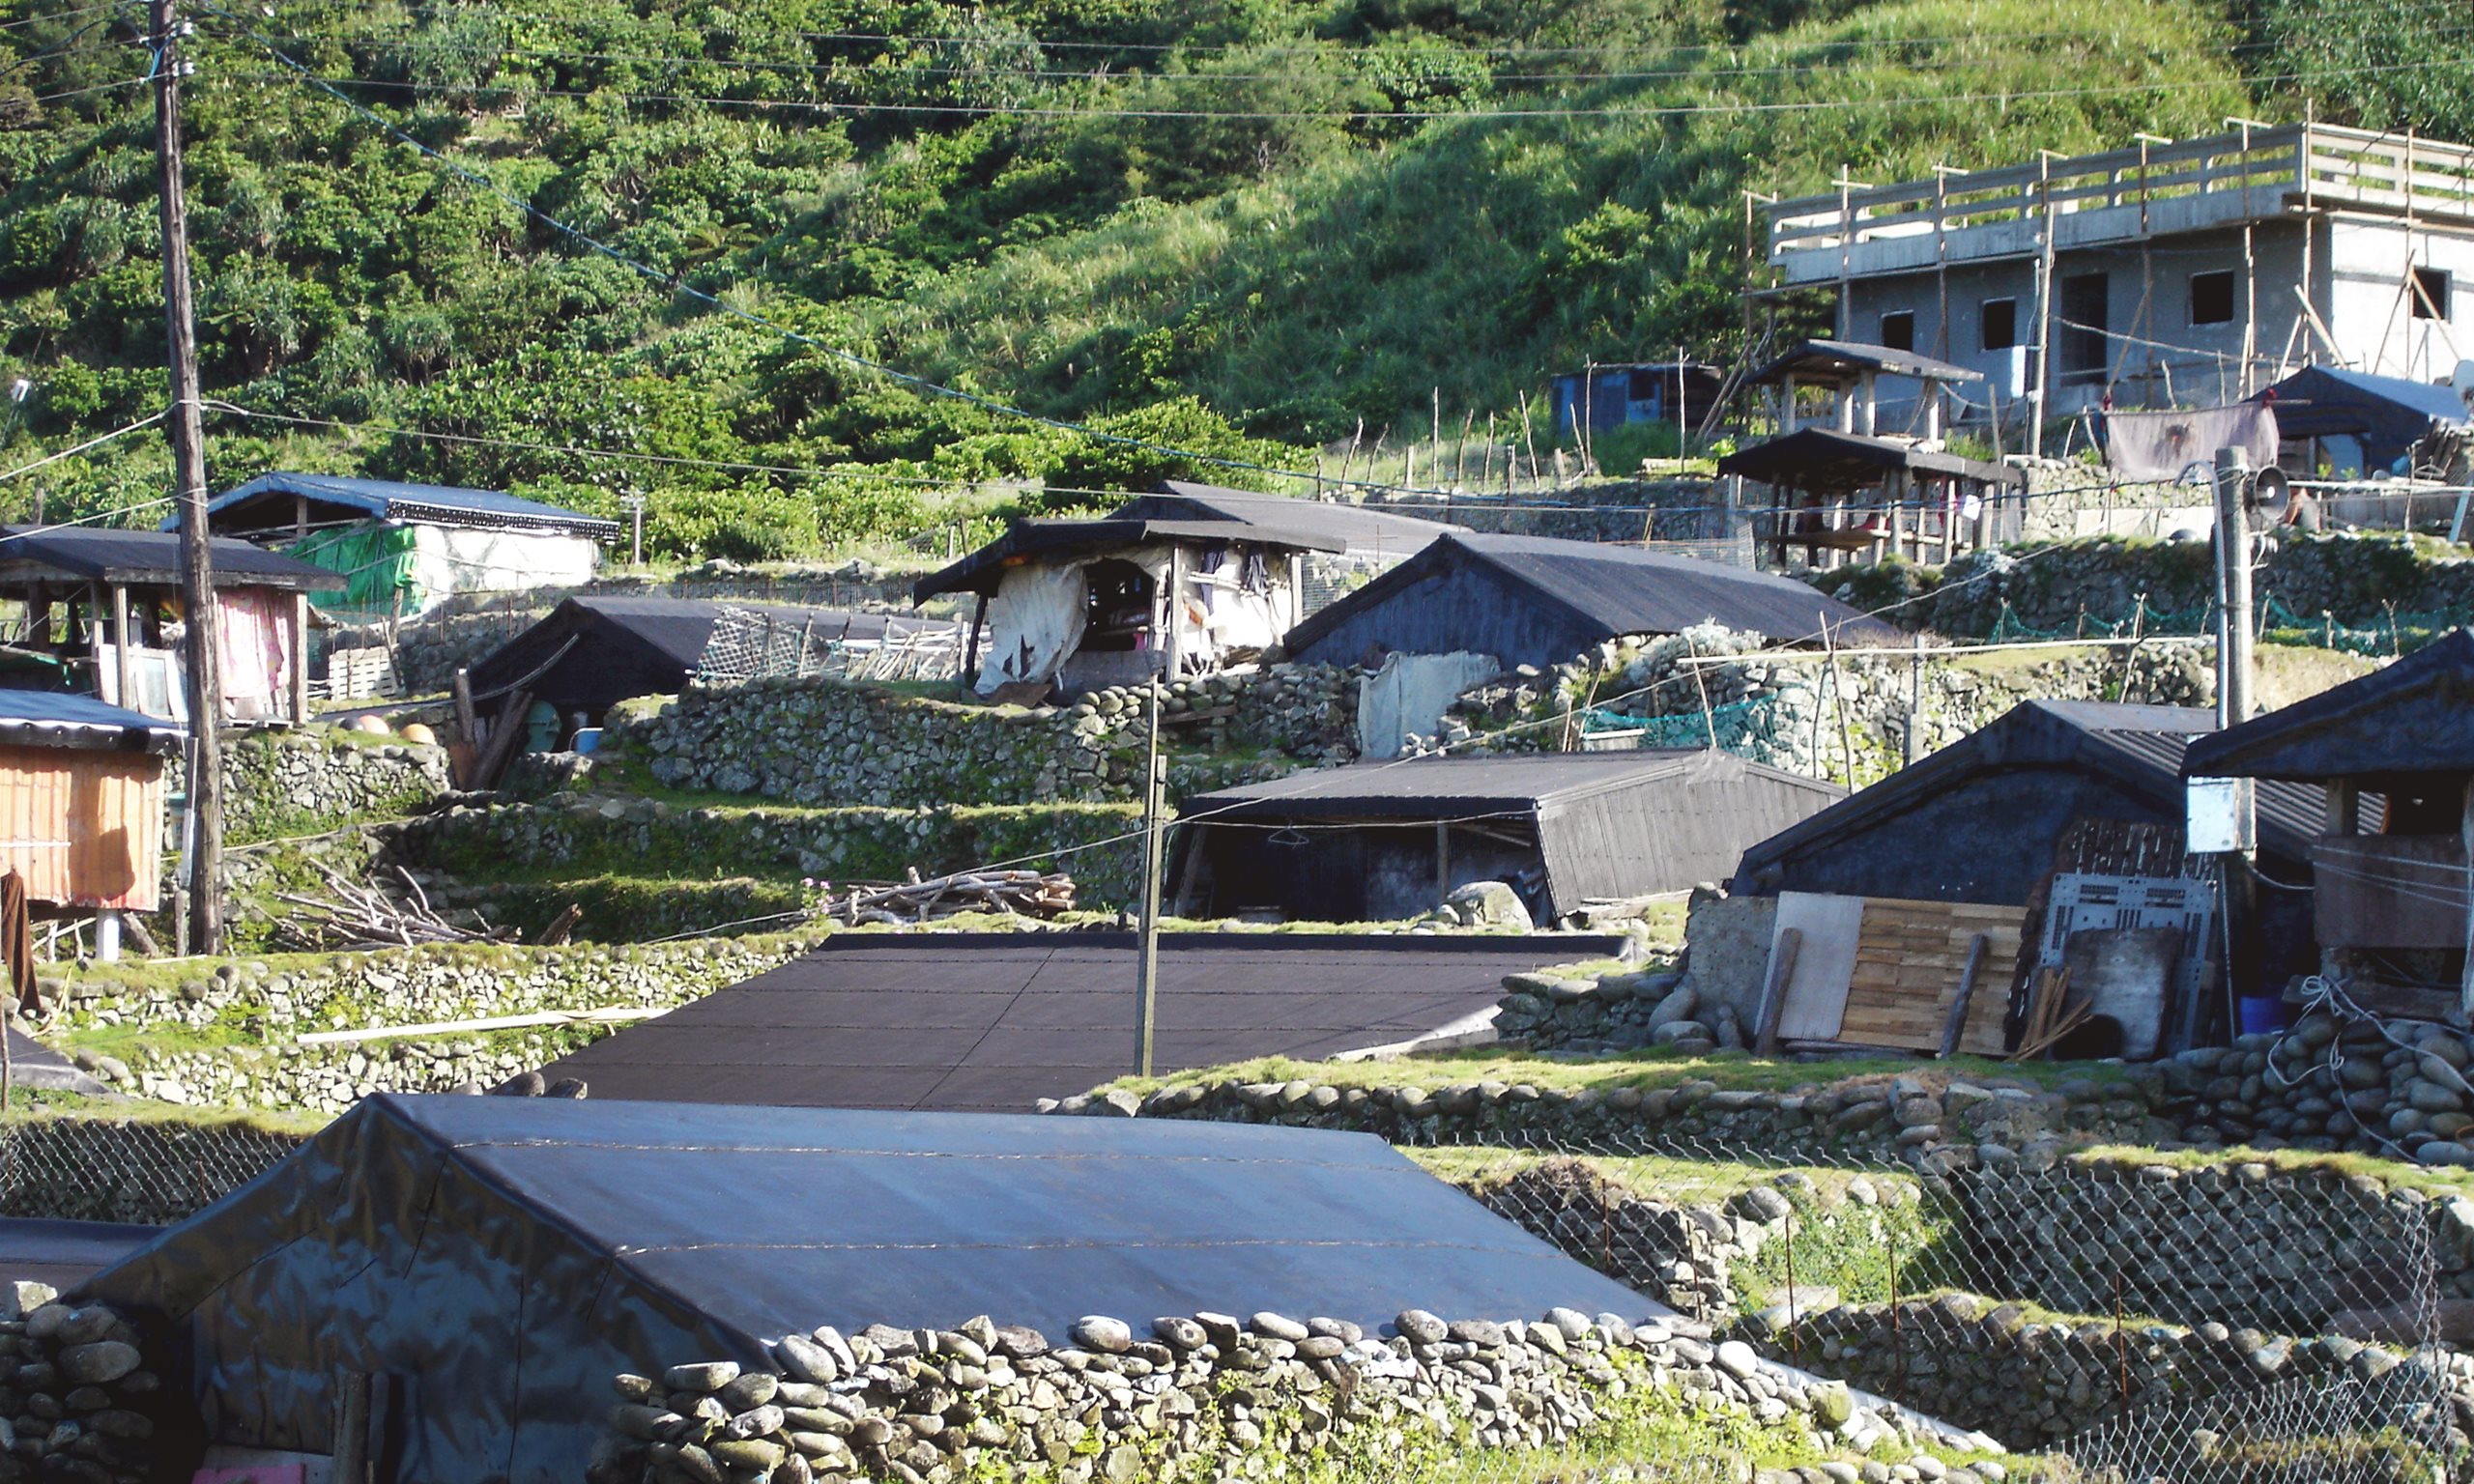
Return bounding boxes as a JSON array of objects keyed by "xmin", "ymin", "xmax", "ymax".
[
  {"xmin": 0, "ymin": 690, "xmax": 184, "ymax": 754},
  {"xmin": 1122, "ymin": 483, "xmax": 1465, "ymax": 557},
  {"xmin": 537, "ymin": 932, "xmax": 1623, "ymax": 1113},
  {"xmin": 0, "ymin": 525, "xmax": 346, "ymax": 592},
  {"xmin": 1184, "ymin": 751, "xmax": 1724, "ymax": 816},
  {"xmin": 2184, "ymin": 629, "xmax": 2474, "ymax": 781},
  {"xmin": 187, "ymin": 472, "xmax": 620, "ymax": 538},
  {"xmin": 1749, "ymin": 338, "xmax": 1985, "ymax": 386},
  {"xmin": 913, "ymin": 516, "xmax": 1351, "ymax": 602}
]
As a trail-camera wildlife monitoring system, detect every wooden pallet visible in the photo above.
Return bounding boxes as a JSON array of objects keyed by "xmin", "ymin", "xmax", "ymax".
[{"xmin": 1834, "ymin": 898, "xmax": 2025, "ymax": 1056}]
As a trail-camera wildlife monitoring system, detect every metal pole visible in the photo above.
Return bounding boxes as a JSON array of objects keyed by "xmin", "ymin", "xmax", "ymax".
[
  {"xmin": 1134, "ymin": 678, "xmax": 1164, "ymax": 1076},
  {"xmin": 153, "ymin": 0, "xmax": 223, "ymax": 954},
  {"xmin": 2213, "ymin": 447, "xmax": 2254, "ymax": 726}
]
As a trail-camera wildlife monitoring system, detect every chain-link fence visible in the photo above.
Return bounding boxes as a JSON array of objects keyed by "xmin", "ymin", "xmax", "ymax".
[
  {"xmin": 1413, "ymin": 1127, "xmax": 2472, "ymax": 1480},
  {"xmin": 695, "ymin": 606, "xmax": 962, "ymax": 685},
  {"xmin": 0, "ymin": 1116, "xmax": 303, "ymax": 1226}
]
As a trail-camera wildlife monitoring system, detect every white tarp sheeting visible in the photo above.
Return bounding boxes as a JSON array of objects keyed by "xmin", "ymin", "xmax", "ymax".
[
  {"xmin": 409, "ymin": 526, "xmax": 601, "ymax": 611},
  {"xmin": 1356, "ymin": 650, "xmax": 1499, "ymax": 760},
  {"xmin": 977, "ymin": 560, "xmax": 1090, "ymax": 696}
]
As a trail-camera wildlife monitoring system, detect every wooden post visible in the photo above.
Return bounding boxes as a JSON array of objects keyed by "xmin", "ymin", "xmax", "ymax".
[
  {"xmin": 290, "ymin": 589, "xmax": 310, "ymax": 724},
  {"xmin": 1821, "ymin": 610, "xmax": 1858, "ymax": 787},
  {"xmin": 82, "ymin": 585, "xmax": 108, "ymax": 697},
  {"xmin": 1937, "ymin": 932, "xmax": 1991, "ymax": 1057},
  {"xmin": 2029, "ymin": 152, "xmax": 2057, "ymax": 461},
  {"xmin": 1754, "ymin": 927, "xmax": 1803, "ymax": 1054},
  {"xmin": 1134, "ymin": 680, "xmax": 1164, "ymax": 1075},
  {"xmin": 1162, "ymin": 547, "xmax": 1185, "ymax": 680},
  {"xmin": 2461, "ymin": 781, "xmax": 2473, "ymax": 1024},
  {"xmin": 964, "ymin": 592, "xmax": 988, "ymax": 688},
  {"xmin": 2327, "ymin": 779, "xmax": 2359, "ymax": 837},
  {"xmin": 110, "ymin": 585, "xmax": 132, "ymax": 709},
  {"xmin": 1904, "ymin": 633, "xmax": 1923, "ymax": 769},
  {"xmin": 1434, "ymin": 821, "xmax": 1453, "ymax": 902}
]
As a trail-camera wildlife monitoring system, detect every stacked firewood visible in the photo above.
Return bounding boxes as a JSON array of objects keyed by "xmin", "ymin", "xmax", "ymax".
[
  {"xmin": 825, "ymin": 869, "xmax": 1076, "ymax": 925},
  {"xmin": 273, "ymin": 863, "xmax": 518, "ymax": 952}
]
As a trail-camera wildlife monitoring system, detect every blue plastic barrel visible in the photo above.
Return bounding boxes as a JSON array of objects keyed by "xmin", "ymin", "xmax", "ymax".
[{"xmin": 2236, "ymin": 996, "xmax": 2287, "ymax": 1037}]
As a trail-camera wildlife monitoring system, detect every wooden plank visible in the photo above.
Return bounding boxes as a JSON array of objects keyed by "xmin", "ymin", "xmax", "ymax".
[
  {"xmin": 1937, "ymin": 933, "xmax": 1992, "ymax": 1058},
  {"xmin": 1771, "ymin": 893, "xmax": 1866, "ymax": 1042},
  {"xmin": 1753, "ymin": 927, "xmax": 1801, "ymax": 1055},
  {"xmin": 1836, "ymin": 897, "xmax": 2025, "ymax": 1054}
]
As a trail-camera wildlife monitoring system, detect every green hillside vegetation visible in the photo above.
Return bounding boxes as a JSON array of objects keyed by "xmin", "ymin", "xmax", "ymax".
[{"xmin": 0, "ymin": 0, "xmax": 2456, "ymax": 560}]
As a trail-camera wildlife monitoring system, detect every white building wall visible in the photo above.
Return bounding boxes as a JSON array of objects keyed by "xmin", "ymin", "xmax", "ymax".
[{"xmin": 2325, "ymin": 215, "xmax": 2474, "ymax": 385}]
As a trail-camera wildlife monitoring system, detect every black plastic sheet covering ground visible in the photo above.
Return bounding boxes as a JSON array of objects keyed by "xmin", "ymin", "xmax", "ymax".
[{"xmin": 80, "ymin": 1094, "xmax": 1666, "ymax": 1484}]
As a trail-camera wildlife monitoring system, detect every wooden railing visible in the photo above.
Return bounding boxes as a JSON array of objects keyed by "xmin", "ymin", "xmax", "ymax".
[{"xmin": 1767, "ymin": 124, "xmax": 2474, "ymax": 264}]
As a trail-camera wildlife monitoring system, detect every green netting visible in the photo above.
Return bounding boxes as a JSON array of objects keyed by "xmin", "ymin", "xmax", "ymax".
[
  {"xmin": 287, "ymin": 523, "xmax": 422, "ymax": 617},
  {"xmin": 1583, "ymin": 695, "xmax": 1777, "ymax": 754},
  {"xmin": 1984, "ymin": 596, "xmax": 2465, "ymax": 656}
]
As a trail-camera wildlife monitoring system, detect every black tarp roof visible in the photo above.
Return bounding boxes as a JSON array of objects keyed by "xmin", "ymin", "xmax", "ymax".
[
  {"xmin": 1733, "ymin": 699, "xmax": 2325, "ymax": 893},
  {"xmin": 0, "ymin": 692, "xmax": 183, "ymax": 756},
  {"xmin": 466, "ymin": 595, "xmax": 943, "ymax": 714},
  {"xmin": 536, "ymin": 931, "xmax": 1622, "ymax": 1112},
  {"xmin": 83, "ymin": 1095, "xmax": 1661, "ymax": 1480},
  {"xmin": 0, "ymin": 525, "xmax": 346, "ymax": 592},
  {"xmin": 1282, "ymin": 530, "xmax": 1895, "ymax": 668},
  {"xmin": 2254, "ymin": 366, "xmax": 2472, "ymax": 471},
  {"xmin": 1113, "ymin": 482, "xmax": 1464, "ymax": 559},
  {"xmin": 1713, "ymin": 428, "xmax": 2023, "ymax": 494},
  {"xmin": 1181, "ymin": 752, "xmax": 1845, "ymax": 915},
  {"xmin": 913, "ymin": 517, "xmax": 1349, "ymax": 602},
  {"xmin": 2183, "ymin": 628, "xmax": 2474, "ymax": 782}
]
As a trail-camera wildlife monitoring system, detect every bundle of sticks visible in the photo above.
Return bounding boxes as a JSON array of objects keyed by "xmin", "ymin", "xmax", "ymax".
[
  {"xmin": 2009, "ymin": 965, "xmax": 2091, "ymax": 1061},
  {"xmin": 824, "ymin": 869, "xmax": 1077, "ymax": 925},
  {"xmin": 273, "ymin": 863, "xmax": 516, "ymax": 952}
]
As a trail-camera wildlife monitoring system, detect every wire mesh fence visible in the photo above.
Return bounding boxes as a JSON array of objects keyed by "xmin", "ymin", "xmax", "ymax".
[
  {"xmin": 4, "ymin": 1109, "xmax": 2469, "ymax": 1480},
  {"xmin": 695, "ymin": 606, "xmax": 963, "ymax": 685},
  {"xmin": 1408, "ymin": 1127, "xmax": 2472, "ymax": 1479}
]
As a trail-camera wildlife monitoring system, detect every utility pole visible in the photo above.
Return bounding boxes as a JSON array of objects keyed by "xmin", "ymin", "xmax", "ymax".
[
  {"xmin": 1132, "ymin": 678, "xmax": 1165, "ymax": 1076},
  {"xmin": 153, "ymin": 0, "xmax": 223, "ymax": 955},
  {"xmin": 2211, "ymin": 447, "xmax": 2254, "ymax": 727}
]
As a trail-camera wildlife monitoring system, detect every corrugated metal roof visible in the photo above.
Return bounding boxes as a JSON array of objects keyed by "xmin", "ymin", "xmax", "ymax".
[
  {"xmin": 1124, "ymin": 483, "xmax": 1464, "ymax": 557},
  {"xmin": 0, "ymin": 690, "xmax": 184, "ymax": 754},
  {"xmin": 2185, "ymin": 630, "xmax": 2474, "ymax": 781},
  {"xmin": 188, "ymin": 472, "xmax": 620, "ymax": 538},
  {"xmin": 0, "ymin": 525, "xmax": 346, "ymax": 592},
  {"xmin": 536, "ymin": 932, "xmax": 1624, "ymax": 1113},
  {"xmin": 1749, "ymin": 339, "xmax": 1985, "ymax": 386},
  {"xmin": 913, "ymin": 516, "xmax": 1350, "ymax": 601},
  {"xmin": 1186, "ymin": 751, "xmax": 1728, "ymax": 817}
]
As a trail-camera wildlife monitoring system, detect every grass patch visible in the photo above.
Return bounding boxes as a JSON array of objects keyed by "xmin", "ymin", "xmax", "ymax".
[
  {"xmin": 0, "ymin": 1091, "xmax": 330, "ymax": 1138},
  {"xmin": 1102, "ymin": 1048, "xmax": 2135, "ymax": 1100}
]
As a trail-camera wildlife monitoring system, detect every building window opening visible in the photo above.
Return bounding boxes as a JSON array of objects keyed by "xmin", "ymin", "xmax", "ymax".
[
  {"xmin": 1879, "ymin": 310, "xmax": 1915, "ymax": 352},
  {"xmin": 2412, "ymin": 267, "xmax": 2450, "ymax": 321},
  {"xmin": 1079, "ymin": 559, "xmax": 1156, "ymax": 652},
  {"xmin": 2189, "ymin": 270, "xmax": 2236, "ymax": 327},
  {"xmin": 1981, "ymin": 298, "xmax": 2018, "ymax": 351}
]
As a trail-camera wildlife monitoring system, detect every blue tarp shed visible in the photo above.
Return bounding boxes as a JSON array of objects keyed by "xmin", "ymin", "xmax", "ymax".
[{"xmin": 2253, "ymin": 365, "xmax": 2472, "ymax": 472}]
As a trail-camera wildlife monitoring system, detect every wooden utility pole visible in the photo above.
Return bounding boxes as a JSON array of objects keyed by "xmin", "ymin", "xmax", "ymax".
[
  {"xmin": 1132, "ymin": 678, "xmax": 1165, "ymax": 1077},
  {"xmin": 153, "ymin": 0, "xmax": 224, "ymax": 954}
]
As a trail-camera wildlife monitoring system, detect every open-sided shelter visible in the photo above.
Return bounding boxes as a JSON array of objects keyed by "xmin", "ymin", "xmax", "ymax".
[
  {"xmin": 1175, "ymin": 752, "xmax": 1844, "ymax": 923},
  {"xmin": 466, "ymin": 596, "xmax": 952, "ymax": 735},
  {"xmin": 536, "ymin": 931, "xmax": 1623, "ymax": 1111},
  {"xmin": 1280, "ymin": 530, "xmax": 1894, "ymax": 671},
  {"xmin": 0, "ymin": 692, "xmax": 182, "ymax": 953},
  {"xmin": 187, "ymin": 472, "xmax": 619, "ymax": 617},
  {"xmin": 914, "ymin": 515, "xmax": 1349, "ymax": 697},
  {"xmin": 2184, "ymin": 629, "xmax": 2474, "ymax": 1015},
  {"xmin": 0, "ymin": 525, "xmax": 344, "ymax": 724},
  {"xmin": 82, "ymin": 1094, "xmax": 1660, "ymax": 1481},
  {"xmin": 1717, "ymin": 340, "xmax": 2026, "ymax": 568}
]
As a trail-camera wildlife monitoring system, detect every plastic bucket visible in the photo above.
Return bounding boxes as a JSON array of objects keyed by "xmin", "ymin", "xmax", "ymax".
[
  {"xmin": 572, "ymin": 728, "xmax": 603, "ymax": 756},
  {"xmin": 2236, "ymin": 996, "xmax": 2287, "ymax": 1037}
]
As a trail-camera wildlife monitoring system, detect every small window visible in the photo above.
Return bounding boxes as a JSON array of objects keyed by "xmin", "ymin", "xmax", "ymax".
[
  {"xmin": 1878, "ymin": 310, "xmax": 1915, "ymax": 352},
  {"xmin": 2412, "ymin": 267, "xmax": 2450, "ymax": 320},
  {"xmin": 2189, "ymin": 270, "xmax": 2236, "ymax": 326},
  {"xmin": 1981, "ymin": 298, "xmax": 2018, "ymax": 351}
]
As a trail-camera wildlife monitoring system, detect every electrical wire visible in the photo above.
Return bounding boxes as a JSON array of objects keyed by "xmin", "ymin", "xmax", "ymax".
[{"xmin": 0, "ymin": 411, "xmax": 165, "ymax": 485}]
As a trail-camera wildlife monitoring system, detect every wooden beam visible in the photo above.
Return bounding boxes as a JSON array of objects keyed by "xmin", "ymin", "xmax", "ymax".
[
  {"xmin": 1753, "ymin": 926, "xmax": 1803, "ymax": 1055},
  {"xmin": 964, "ymin": 592, "xmax": 988, "ymax": 688},
  {"xmin": 1937, "ymin": 932, "xmax": 1992, "ymax": 1058},
  {"xmin": 2461, "ymin": 781, "xmax": 2473, "ymax": 1025},
  {"xmin": 289, "ymin": 589, "xmax": 310, "ymax": 725},
  {"xmin": 1435, "ymin": 822, "xmax": 1453, "ymax": 902},
  {"xmin": 2327, "ymin": 779, "xmax": 2359, "ymax": 837},
  {"xmin": 109, "ymin": 585, "xmax": 131, "ymax": 710}
]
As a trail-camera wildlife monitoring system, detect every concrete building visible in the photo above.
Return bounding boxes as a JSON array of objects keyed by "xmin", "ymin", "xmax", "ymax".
[{"xmin": 1758, "ymin": 125, "xmax": 2474, "ymax": 450}]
